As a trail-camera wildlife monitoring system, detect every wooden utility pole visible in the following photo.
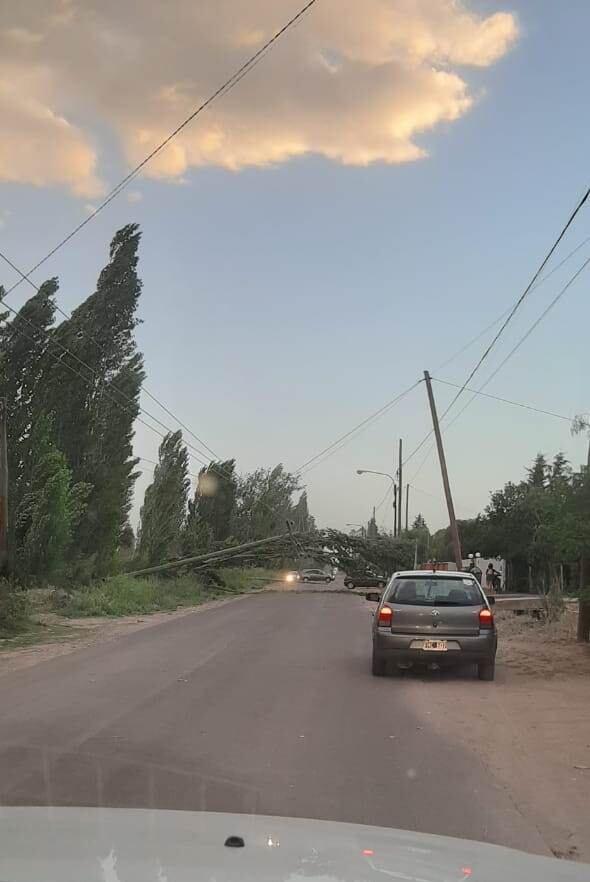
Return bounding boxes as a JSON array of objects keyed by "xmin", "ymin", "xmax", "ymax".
[
  {"xmin": 397, "ymin": 438, "xmax": 403, "ymax": 536},
  {"xmin": 392, "ymin": 484, "xmax": 397, "ymax": 537},
  {"xmin": 576, "ymin": 438, "xmax": 590, "ymax": 641},
  {"xmin": 423, "ymin": 372, "xmax": 462, "ymax": 571},
  {"xmin": 0, "ymin": 399, "xmax": 7, "ymax": 574},
  {"xmin": 405, "ymin": 483, "xmax": 409, "ymax": 532}
]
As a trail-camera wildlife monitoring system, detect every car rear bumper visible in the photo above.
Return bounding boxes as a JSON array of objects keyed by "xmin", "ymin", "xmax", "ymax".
[{"xmin": 373, "ymin": 630, "xmax": 496, "ymax": 664}]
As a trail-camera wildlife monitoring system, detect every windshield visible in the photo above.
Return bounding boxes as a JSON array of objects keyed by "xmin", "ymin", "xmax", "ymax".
[{"xmin": 388, "ymin": 577, "xmax": 484, "ymax": 606}]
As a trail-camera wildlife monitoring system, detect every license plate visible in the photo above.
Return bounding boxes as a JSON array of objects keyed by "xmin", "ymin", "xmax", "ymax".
[{"xmin": 422, "ymin": 640, "xmax": 448, "ymax": 652}]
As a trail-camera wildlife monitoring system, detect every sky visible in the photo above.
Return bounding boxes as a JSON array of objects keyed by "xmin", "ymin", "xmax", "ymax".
[{"xmin": 1, "ymin": 0, "xmax": 589, "ymax": 536}]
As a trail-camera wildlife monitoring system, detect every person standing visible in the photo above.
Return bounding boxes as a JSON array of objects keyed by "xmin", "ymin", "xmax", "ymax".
[{"xmin": 485, "ymin": 562, "xmax": 496, "ymax": 592}]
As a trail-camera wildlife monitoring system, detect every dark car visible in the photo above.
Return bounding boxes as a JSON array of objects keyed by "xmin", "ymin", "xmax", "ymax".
[
  {"xmin": 299, "ymin": 568, "xmax": 334, "ymax": 584},
  {"xmin": 367, "ymin": 570, "xmax": 497, "ymax": 680},
  {"xmin": 344, "ymin": 572, "xmax": 387, "ymax": 590}
]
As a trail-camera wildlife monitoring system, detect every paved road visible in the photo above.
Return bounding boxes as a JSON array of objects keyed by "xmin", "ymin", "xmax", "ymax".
[{"xmin": 0, "ymin": 590, "xmax": 547, "ymax": 854}]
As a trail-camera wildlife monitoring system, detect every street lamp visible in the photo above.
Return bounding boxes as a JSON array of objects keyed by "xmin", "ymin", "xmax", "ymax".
[{"xmin": 356, "ymin": 469, "xmax": 397, "ymax": 536}]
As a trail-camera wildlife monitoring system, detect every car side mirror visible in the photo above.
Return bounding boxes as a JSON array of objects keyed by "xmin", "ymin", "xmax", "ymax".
[
  {"xmin": 488, "ymin": 595, "xmax": 496, "ymax": 606},
  {"xmin": 365, "ymin": 592, "xmax": 382, "ymax": 603}
]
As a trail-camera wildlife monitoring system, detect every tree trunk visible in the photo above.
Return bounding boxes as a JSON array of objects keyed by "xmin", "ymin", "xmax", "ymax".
[{"xmin": 577, "ymin": 556, "xmax": 590, "ymax": 642}]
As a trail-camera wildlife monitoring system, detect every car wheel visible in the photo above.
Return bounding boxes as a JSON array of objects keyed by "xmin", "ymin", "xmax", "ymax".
[
  {"xmin": 478, "ymin": 661, "xmax": 495, "ymax": 681},
  {"xmin": 303, "ymin": 577, "xmax": 309, "ymax": 583},
  {"xmin": 346, "ymin": 581, "xmax": 355, "ymax": 590},
  {"xmin": 372, "ymin": 653, "xmax": 386, "ymax": 677},
  {"xmin": 377, "ymin": 581, "xmax": 386, "ymax": 589}
]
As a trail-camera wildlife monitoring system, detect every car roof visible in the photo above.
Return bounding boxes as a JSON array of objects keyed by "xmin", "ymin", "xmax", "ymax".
[{"xmin": 393, "ymin": 570, "xmax": 478, "ymax": 581}]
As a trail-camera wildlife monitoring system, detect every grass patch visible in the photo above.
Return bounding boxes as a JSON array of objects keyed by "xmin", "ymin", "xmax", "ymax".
[
  {"xmin": 0, "ymin": 620, "xmax": 85, "ymax": 651},
  {"xmin": 0, "ymin": 587, "xmax": 32, "ymax": 639},
  {"xmin": 56, "ymin": 568, "xmax": 279, "ymax": 618}
]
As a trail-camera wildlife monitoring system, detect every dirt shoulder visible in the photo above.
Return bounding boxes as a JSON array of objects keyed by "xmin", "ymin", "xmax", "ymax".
[
  {"xmin": 0, "ymin": 581, "xmax": 288, "ymax": 678},
  {"xmin": 407, "ymin": 606, "xmax": 590, "ymax": 863}
]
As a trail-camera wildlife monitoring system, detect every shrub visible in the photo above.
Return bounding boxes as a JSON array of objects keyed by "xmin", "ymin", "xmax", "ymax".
[{"xmin": 0, "ymin": 582, "xmax": 31, "ymax": 636}]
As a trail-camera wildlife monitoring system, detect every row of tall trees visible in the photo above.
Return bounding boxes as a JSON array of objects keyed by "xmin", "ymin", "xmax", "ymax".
[
  {"xmin": 424, "ymin": 450, "xmax": 590, "ymax": 595},
  {"xmin": 0, "ymin": 222, "xmax": 316, "ymax": 584},
  {"xmin": 137, "ymin": 436, "xmax": 314, "ymax": 567},
  {"xmin": 0, "ymin": 224, "xmax": 144, "ymax": 583}
]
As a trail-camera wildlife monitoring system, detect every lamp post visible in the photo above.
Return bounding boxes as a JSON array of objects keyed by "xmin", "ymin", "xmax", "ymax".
[{"xmin": 356, "ymin": 469, "xmax": 397, "ymax": 536}]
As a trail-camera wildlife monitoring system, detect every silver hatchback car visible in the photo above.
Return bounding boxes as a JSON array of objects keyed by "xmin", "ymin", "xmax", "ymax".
[{"xmin": 368, "ymin": 570, "xmax": 497, "ymax": 680}]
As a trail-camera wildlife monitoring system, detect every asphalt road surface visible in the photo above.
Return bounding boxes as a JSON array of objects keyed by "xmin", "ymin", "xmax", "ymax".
[{"xmin": 0, "ymin": 589, "xmax": 547, "ymax": 854}]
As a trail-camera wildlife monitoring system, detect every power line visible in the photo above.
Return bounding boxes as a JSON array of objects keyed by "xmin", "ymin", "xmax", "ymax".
[
  {"xmin": 375, "ymin": 482, "xmax": 394, "ymax": 514},
  {"xmin": 296, "ymin": 380, "xmax": 422, "ymax": 476},
  {"xmin": 3, "ymin": 304, "xmax": 290, "ymax": 527},
  {"xmin": 461, "ymin": 254, "xmax": 590, "ymax": 402},
  {"xmin": 432, "ymin": 377, "xmax": 574, "ymax": 423},
  {"xmin": 0, "ymin": 0, "xmax": 319, "ymax": 467},
  {"xmin": 437, "ymin": 234, "xmax": 590, "ymax": 372},
  {"xmin": 408, "ymin": 445, "xmax": 435, "ymax": 485},
  {"xmin": 298, "ymin": 214, "xmax": 590, "ymax": 484},
  {"xmin": 0, "ymin": 0, "xmax": 318, "ymax": 302},
  {"xmin": 137, "ymin": 457, "xmax": 202, "ymax": 482},
  {"xmin": 0, "ymin": 289, "xmax": 220, "ymax": 468},
  {"xmin": 0, "ymin": 303, "xmax": 214, "ymax": 470},
  {"xmin": 441, "ymin": 185, "xmax": 590, "ymax": 414},
  {"xmin": 409, "ymin": 483, "xmax": 440, "ymax": 501},
  {"xmin": 403, "ymin": 220, "xmax": 590, "ymax": 470},
  {"xmin": 436, "ymin": 253, "xmax": 590, "ymax": 437}
]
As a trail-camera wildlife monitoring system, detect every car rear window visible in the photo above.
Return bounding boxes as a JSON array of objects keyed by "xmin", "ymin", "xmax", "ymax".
[{"xmin": 387, "ymin": 576, "xmax": 483, "ymax": 606}]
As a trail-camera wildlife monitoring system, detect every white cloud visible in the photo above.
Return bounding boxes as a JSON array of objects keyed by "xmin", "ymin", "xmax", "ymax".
[
  {"xmin": 0, "ymin": 1, "xmax": 518, "ymax": 193},
  {"xmin": 127, "ymin": 190, "xmax": 143, "ymax": 204}
]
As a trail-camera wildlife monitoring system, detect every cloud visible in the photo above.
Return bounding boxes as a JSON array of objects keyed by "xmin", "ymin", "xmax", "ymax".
[
  {"xmin": 0, "ymin": 1, "xmax": 518, "ymax": 193},
  {"xmin": 0, "ymin": 61, "xmax": 103, "ymax": 197},
  {"xmin": 126, "ymin": 190, "xmax": 143, "ymax": 204}
]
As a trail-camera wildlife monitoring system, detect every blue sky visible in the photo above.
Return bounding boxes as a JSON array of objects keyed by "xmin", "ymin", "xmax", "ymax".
[{"xmin": 1, "ymin": 0, "xmax": 589, "ymax": 534}]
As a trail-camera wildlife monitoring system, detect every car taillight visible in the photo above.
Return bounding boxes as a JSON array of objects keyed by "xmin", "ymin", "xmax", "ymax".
[
  {"xmin": 479, "ymin": 607, "xmax": 494, "ymax": 629},
  {"xmin": 378, "ymin": 606, "xmax": 393, "ymax": 627}
]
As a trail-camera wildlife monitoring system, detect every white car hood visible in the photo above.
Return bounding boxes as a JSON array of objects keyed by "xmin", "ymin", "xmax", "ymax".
[{"xmin": 0, "ymin": 808, "xmax": 585, "ymax": 882}]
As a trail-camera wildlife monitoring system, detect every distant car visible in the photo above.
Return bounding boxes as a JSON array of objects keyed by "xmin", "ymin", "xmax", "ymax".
[
  {"xmin": 367, "ymin": 570, "xmax": 497, "ymax": 680},
  {"xmin": 299, "ymin": 568, "xmax": 334, "ymax": 584},
  {"xmin": 344, "ymin": 573, "xmax": 387, "ymax": 590},
  {"xmin": 284, "ymin": 571, "xmax": 299, "ymax": 584}
]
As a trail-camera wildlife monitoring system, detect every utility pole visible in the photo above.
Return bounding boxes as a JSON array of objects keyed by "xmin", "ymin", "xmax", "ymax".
[
  {"xmin": 0, "ymin": 398, "xmax": 8, "ymax": 574},
  {"xmin": 423, "ymin": 372, "xmax": 462, "ymax": 571},
  {"xmin": 397, "ymin": 438, "xmax": 403, "ymax": 536},
  {"xmin": 405, "ymin": 483, "xmax": 409, "ymax": 532},
  {"xmin": 392, "ymin": 484, "xmax": 397, "ymax": 537}
]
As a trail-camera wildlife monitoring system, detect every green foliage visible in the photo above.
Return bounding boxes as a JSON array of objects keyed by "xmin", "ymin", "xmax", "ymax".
[
  {"xmin": 14, "ymin": 415, "xmax": 90, "ymax": 582},
  {"xmin": 138, "ymin": 431, "xmax": 189, "ymax": 565},
  {"xmin": 407, "ymin": 513, "xmax": 430, "ymax": 563},
  {"xmin": 291, "ymin": 491, "xmax": 314, "ymax": 532},
  {"xmin": 318, "ymin": 529, "xmax": 414, "ymax": 575},
  {"xmin": 182, "ymin": 501, "xmax": 214, "ymax": 556},
  {"xmin": 233, "ymin": 464, "xmax": 301, "ymax": 540},
  {"xmin": 527, "ymin": 452, "xmax": 549, "ymax": 488},
  {"xmin": 0, "ymin": 225, "xmax": 145, "ymax": 582},
  {"xmin": 194, "ymin": 459, "xmax": 237, "ymax": 542},
  {"xmin": 0, "ymin": 582, "xmax": 30, "ymax": 636},
  {"xmin": 0, "ymin": 280, "xmax": 58, "ymax": 559},
  {"xmin": 57, "ymin": 568, "xmax": 278, "ymax": 617},
  {"xmin": 40, "ymin": 225, "xmax": 144, "ymax": 574}
]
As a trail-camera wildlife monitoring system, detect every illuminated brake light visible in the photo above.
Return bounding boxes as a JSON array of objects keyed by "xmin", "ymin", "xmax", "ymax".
[
  {"xmin": 378, "ymin": 606, "xmax": 393, "ymax": 627},
  {"xmin": 479, "ymin": 608, "xmax": 493, "ymax": 629}
]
